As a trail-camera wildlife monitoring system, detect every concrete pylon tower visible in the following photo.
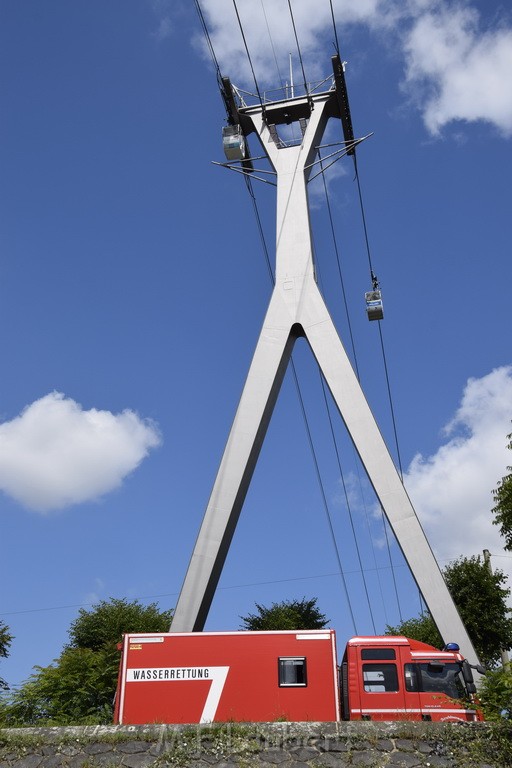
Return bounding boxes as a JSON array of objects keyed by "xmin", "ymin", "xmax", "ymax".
[{"xmin": 171, "ymin": 59, "xmax": 480, "ymax": 666}]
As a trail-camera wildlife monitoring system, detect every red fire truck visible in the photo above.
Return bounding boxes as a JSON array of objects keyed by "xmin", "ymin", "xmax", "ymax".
[{"xmin": 114, "ymin": 629, "xmax": 482, "ymax": 724}]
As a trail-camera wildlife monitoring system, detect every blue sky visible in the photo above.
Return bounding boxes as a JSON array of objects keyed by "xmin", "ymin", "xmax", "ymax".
[{"xmin": 1, "ymin": 0, "xmax": 512, "ymax": 690}]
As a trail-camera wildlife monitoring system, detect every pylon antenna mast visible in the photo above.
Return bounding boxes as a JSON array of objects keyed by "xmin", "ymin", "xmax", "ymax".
[{"xmin": 171, "ymin": 56, "xmax": 481, "ymax": 668}]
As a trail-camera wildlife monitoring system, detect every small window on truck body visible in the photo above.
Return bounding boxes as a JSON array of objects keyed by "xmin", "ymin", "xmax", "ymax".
[
  {"xmin": 278, "ymin": 657, "xmax": 307, "ymax": 687},
  {"xmin": 362, "ymin": 663, "xmax": 399, "ymax": 692}
]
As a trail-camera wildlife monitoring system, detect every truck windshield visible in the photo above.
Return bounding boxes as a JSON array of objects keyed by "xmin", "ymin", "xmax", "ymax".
[{"xmin": 405, "ymin": 663, "xmax": 466, "ymax": 699}]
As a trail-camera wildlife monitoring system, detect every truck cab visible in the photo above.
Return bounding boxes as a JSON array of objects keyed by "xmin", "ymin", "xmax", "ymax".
[{"xmin": 341, "ymin": 636, "xmax": 482, "ymax": 722}]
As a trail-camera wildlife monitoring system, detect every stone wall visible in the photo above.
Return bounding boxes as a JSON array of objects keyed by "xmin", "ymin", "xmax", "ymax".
[{"xmin": 0, "ymin": 722, "xmax": 509, "ymax": 768}]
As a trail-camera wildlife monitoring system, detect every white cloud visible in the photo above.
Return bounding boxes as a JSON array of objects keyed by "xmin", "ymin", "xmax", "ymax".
[
  {"xmin": 83, "ymin": 578, "xmax": 106, "ymax": 606},
  {"xmin": 153, "ymin": 17, "xmax": 173, "ymax": 42},
  {"xmin": 403, "ymin": 5, "xmax": 512, "ymax": 135},
  {"xmin": 0, "ymin": 392, "xmax": 162, "ymax": 512},
  {"xmin": 150, "ymin": 0, "xmax": 174, "ymax": 42},
  {"xmin": 404, "ymin": 366, "xmax": 512, "ymax": 580},
  {"xmin": 193, "ymin": 0, "xmax": 512, "ymax": 136},
  {"xmin": 197, "ymin": 0, "xmax": 392, "ymax": 86}
]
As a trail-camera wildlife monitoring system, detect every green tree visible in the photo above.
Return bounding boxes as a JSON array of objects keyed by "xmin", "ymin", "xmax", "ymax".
[
  {"xmin": 386, "ymin": 556, "xmax": 512, "ymax": 668},
  {"xmin": 492, "ymin": 431, "xmax": 512, "ymax": 551},
  {"xmin": 444, "ymin": 556, "xmax": 512, "ymax": 667},
  {"xmin": 386, "ymin": 614, "xmax": 442, "ymax": 649},
  {"xmin": 68, "ymin": 598, "xmax": 173, "ymax": 651},
  {"xmin": 2, "ymin": 598, "xmax": 172, "ymax": 726},
  {"xmin": 240, "ymin": 597, "xmax": 328, "ymax": 631},
  {"xmin": 478, "ymin": 665, "xmax": 512, "ymax": 721},
  {"xmin": 4, "ymin": 648, "xmax": 114, "ymax": 726},
  {"xmin": 0, "ymin": 620, "xmax": 13, "ymax": 691}
]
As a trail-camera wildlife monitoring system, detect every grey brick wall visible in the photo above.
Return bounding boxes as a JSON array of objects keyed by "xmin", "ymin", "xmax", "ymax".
[{"xmin": 0, "ymin": 722, "xmax": 507, "ymax": 768}]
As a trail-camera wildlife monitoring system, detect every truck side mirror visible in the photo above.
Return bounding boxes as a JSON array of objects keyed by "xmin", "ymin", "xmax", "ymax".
[
  {"xmin": 461, "ymin": 660, "xmax": 477, "ymax": 694},
  {"xmin": 461, "ymin": 660, "xmax": 474, "ymax": 684}
]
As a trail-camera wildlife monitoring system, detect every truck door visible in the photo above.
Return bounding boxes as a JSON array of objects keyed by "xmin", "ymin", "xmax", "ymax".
[
  {"xmin": 404, "ymin": 661, "xmax": 476, "ymax": 721},
  {"xmin": 355, "ymin": 646, "xmax": 421, "ymax": 720}
]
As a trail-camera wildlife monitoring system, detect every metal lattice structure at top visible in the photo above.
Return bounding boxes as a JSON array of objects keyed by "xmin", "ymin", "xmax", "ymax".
[{"xmin": 170, "ymin": 56, "xmax": 481, "ymax": 669}]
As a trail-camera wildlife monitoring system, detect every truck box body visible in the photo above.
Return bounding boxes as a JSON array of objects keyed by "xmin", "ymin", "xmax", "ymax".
[{"xmin": 115, "ymin": 629, "xmax": 339, "ymax": 724}]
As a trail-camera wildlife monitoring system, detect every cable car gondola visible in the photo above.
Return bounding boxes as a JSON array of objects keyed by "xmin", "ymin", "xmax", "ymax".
[
  {"xmin": 222, "ymin": 124, "xmax": 246, "ymax": 161},
  {"xmin": 365, "ymin": 290, "xmax": 383, "ymax": 321},
  {"xmin": 365, "ymin": 272, "xmax": 383, "ymax": 321}
]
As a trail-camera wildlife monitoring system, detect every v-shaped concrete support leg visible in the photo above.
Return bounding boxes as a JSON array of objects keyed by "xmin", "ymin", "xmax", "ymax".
[
  {"xmin": 171, "ymin": 286, "xmax": 298, "ymax": 633},
  {"xmin": 171, "ymin": 273, "xmax": 479, "ymax": 666}
]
